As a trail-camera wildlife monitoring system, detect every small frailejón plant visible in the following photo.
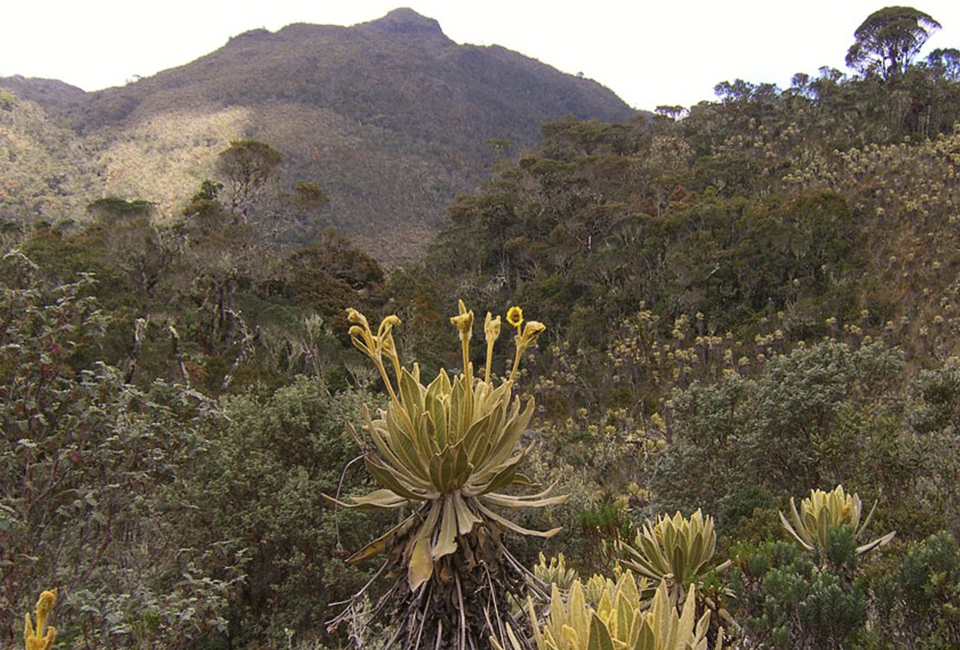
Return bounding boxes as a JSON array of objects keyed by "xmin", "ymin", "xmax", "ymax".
[
  {"xmin": 494, "ymin": 570, "xmax": 723, "ymax": 650},
  {"xmin": 327, "ymin": 302, "xmax": 568, "ymax": 650},
  {"xmin": 533, "ymin": 553, "xmax": 579, "ymax": 593},
  {"xmin": 620, "ymin": 510, "xmax": 731, "ymax": 602},
  {"xmin": 24, "ymin": 589, "xmax": 57, "ymax": 650},
  {"xmin": 779, "ymin": 485, "xmax": 896, "ymax": 556}
]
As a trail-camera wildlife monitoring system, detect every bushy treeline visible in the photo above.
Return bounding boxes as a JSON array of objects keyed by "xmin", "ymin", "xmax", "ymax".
[
  {"xmin": 418, "ymin": 63, "xmax": 960, "ymax": 362},
  {"xmin": 6, "ymin": 248, "xmax": 960, "ymax": 649},
  {"xmin": 378, "ymin": 25, "xmax": 960, "ymax": 647},
  {"xmin": 0, "ymin": 249, "xmax": 395, "ymax": 648}
]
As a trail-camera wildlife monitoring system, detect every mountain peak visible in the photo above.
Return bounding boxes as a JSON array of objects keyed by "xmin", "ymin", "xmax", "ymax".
[
  {"xmin": 0, "ymin": 74, "xmax": 87, "ymax": 107},
  {"xmin": 32, "ymin": 10, "xmax": 632, "ymax": 262},
  {"xmin": 362, "ymin": 8, "xmax": 446, "ymax": 38}
]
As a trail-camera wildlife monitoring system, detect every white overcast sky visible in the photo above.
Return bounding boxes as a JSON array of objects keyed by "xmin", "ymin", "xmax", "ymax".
[{"xmin": 2, "ymin": 1, "xmax": 959, "ymax": 111}]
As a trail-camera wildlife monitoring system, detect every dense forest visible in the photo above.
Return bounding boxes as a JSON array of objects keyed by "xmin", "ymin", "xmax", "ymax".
[{"xmin": 4, "ymin": 6, "xmax": 960, "ymax": 650}]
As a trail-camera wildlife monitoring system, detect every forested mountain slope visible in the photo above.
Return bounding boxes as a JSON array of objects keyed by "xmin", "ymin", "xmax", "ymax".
[
  {"xmin": 418, "ymin": 57, "xmax": 960, "ymax": 367},
  {"xmin": 1, "ymin": 8, "xmax": 633, "ymax": 261}
]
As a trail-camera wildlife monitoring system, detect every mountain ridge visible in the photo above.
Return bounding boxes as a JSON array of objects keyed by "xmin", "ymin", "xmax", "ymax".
[
  {"xmin": 0, "ymin": 9, "xmax": 634, "ymax": 261},
  {"xmin": 0, "ymin": 74, "xmax": 87, "ymax": 106}
]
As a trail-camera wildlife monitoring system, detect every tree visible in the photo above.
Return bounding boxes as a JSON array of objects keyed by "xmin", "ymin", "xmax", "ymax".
[
  {"xmin": 925, "ymin": 47, "xmax": 960, "ymax": 81},
  {"xmin": 86, "ymin": 197, "xmax": 156, "ymax": 222},
  {"xmin": 285, "ymin": 228, "xmax": 385, "ymax": 331},
  {"xmin": 216, "ymin": 140, "xmax": 282, "ymax": 223},
  {"xmin": 289, "ymin": 180, "xmax": 329, "ymax": 212},
  {"xmin": 846, "ymin": 6, "xmax": 941, "ymax": 80}
]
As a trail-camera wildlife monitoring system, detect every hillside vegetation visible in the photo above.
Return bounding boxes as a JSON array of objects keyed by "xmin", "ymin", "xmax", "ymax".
[
  {"xmin": 1, "ymin": 8, "xmax": 632, "ymax": 261},
  {"xmin": 3, "ymin": 6, "xmax": 960, "ymax": 650}
]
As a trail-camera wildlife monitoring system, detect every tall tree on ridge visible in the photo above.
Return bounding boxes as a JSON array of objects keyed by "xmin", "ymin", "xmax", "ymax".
[{"xmin": 846, "ymin": 6, "xmax": 941, "ymax": 80}]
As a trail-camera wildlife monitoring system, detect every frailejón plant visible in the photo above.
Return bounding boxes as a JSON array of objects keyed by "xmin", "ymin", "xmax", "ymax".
[
  {"xmin": 620, "ymin": 510, "xmax": 732, "ymax": 601},
  {"xmin": 533, "ymin": 553, "xmax": 579, "ymax": 593},
  {"xmin": 495, "ymin": 571, "xmax": 723, "ymax": 650},
  {"xmin": 327, "ymin": 302, "xmax": 567, "ymax": 649},
  {"xmin": 779, "ymin": 485, "xmax": 896, "ymax": 555}
]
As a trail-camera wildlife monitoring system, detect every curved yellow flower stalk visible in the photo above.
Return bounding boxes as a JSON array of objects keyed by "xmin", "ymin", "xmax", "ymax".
[
  {"xmin": 450, "ymin": 300, "xmax": 476, "ymax": 422},
  {"xmin": 24, "ymin": 589, "xmax": 57, "ymax": 650},
  {"xmin": 346, "ymin": 308, "xmax": 402, "ymax": 405},
  {"xmin": 484, "ymin": 312, "xmax": 502, "ymax": 384},
  {"xmin": 510, "ymin": 321, "xmax": 546, "ymax": 383}
]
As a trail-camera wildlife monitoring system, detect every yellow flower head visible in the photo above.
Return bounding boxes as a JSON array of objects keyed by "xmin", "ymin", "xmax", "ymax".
[
  {"xmin": 519, "ymin": 320, "xmax": 546, "ymax": 348},
  {"xmin": 377, "ymin": 314, "xmax": 401, "ymax": 339},
  {"xmin": 35, "ymin": 591, "xmax": 56, "ymax": 618},
  {"xmin": 346, "ymin": 308, "xmax": 369, "ymax": 329},
  {"xmin": 507, "ymin": 306, "xmax": 523, "ymax": 329}
]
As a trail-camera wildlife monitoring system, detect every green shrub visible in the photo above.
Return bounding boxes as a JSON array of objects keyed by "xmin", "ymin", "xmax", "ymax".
[
  {"xmin": 0, "ymin": 250, "xmax": 235, "ymax": 649},
  {"xmin": 873, "ymin": 531, "xmax": 960, "ymax": 649},
  {"xmin": 654, "ymin": 340, "xmax": 910, "ymax": 521},
  {"xmin": 729, "ymin": 533, "xmax": 868, "ymax": 650},
  {"xmin": 183, "ymin": 377, "xmax": 381, "ymax": 648}
]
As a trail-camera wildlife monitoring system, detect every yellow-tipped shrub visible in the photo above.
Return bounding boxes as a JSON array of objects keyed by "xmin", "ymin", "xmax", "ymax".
[{"xmin": 779, "ymin": 485, "xmax": 896, "ymax": 555}]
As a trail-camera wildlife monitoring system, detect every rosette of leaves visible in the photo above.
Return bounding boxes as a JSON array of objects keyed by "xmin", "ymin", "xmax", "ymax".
[
  {"xmin": 511, "ymin": 553, "xmax": 580, "ymax": 622},
  {"xmin": 495, "ymin": 571, "xmax": 723, "ymax": 650},
  {"xmin": 620, "ymin": 510, "xmax": 732, "ymax": 601},
  {"xmin": 534, "ymin": 553, "xmax": 579, "ymax": 593},
  {"xmin": 778, "ymin": 485, "xmax": 896, "ymax": 555},
  {"xmin": 326, "ymin": 302, "xmax": 567, "ymax": 650}
]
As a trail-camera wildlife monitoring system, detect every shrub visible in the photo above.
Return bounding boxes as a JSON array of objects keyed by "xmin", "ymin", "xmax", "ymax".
[
  {"xmin": 181, "ymin": 377, "xmax": 380, "ymax": 648},
  {"xmin": 728, "ymin": 535, "xmax": 868, "ymax": 650},
  {"xmin": 0, "ymin": 251, "xmax": 234, "ymax": 649},
  {"xmin": 653, "ymin": 340, "xmax": 910, "ymax": 521},
  {"xmin": 873, "ymin": 531, "xmax": 960, "ymax": 649}
]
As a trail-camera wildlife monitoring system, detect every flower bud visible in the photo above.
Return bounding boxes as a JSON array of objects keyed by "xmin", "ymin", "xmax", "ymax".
[{"xmin": 484, "ymin": 312, "xmax": 501, "ymax": 344}]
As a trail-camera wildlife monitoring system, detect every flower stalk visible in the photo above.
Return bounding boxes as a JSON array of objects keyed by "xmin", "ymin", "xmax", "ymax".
[
  {"xmin": 484, "ymin": 312, "xmax": 502, "ymax": 384},
  {"xmin": 346, "ymin": 308, "xmax": 402, "ymax": 406},
  {"xmin": 509, "ymin": 317, "xmax": 546, "ymax": 383},
  {"xmin": 24, "ymin": 589, "xmax": 57, "ymax": 650}
]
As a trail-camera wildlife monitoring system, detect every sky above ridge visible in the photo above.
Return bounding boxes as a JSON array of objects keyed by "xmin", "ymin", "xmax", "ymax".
[{"xmin": 3, "ymin": 1, "xmax": 960, "ymax": 111}]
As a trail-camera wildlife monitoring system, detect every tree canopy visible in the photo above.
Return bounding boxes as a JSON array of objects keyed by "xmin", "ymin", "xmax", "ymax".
[
  {"xmin": 216, "ymin": 139, "xmax": 283, "ymax": 222},
  {"xmin": 846, "ymin": 6, "xmax": 941, "ymax": 79}
]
